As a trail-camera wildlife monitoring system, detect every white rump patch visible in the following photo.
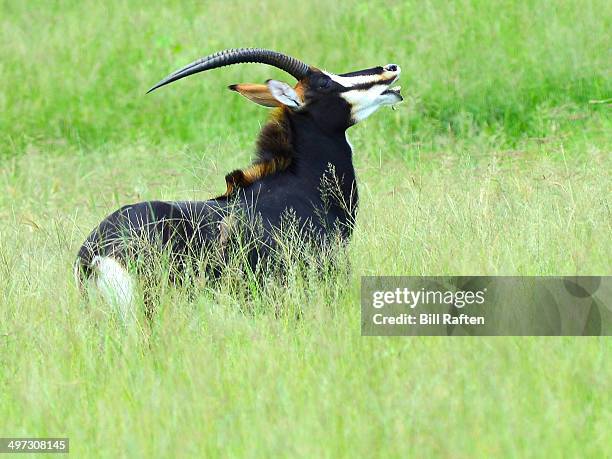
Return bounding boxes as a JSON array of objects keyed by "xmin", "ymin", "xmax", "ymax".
[{"xmin": 91, "ymin": 256, "xmax": 135, "ymax": 322}]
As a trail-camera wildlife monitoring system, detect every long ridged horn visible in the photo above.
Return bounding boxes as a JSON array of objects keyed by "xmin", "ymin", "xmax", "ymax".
[{"xmin": 147, "ymin": 48, "xmax": 310, "ymax": 93}]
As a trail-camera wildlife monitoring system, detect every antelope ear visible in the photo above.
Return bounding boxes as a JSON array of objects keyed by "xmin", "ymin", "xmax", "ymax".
[
  {"xmin": 266, "ymin": 79, "xmax": 303, "ymax": 109},
  {"xmin": 228, "ymin": 83, "xmax": 281, "ymax": 107}
]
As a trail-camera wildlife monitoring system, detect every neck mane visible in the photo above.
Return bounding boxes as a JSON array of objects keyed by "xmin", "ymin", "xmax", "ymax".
[
  {"xmin": 216, "ymin": 107, "xmax": 354, "ymax": 200},
  {"xmin": 216, "ymin": 107, "xmax": 294, "ymax": 198}
]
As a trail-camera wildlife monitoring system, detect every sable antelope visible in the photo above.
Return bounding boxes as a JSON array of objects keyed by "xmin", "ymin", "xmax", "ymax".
[{"xmin": 75, "ymin": 48, "xmax": 402, "ymax": 318}]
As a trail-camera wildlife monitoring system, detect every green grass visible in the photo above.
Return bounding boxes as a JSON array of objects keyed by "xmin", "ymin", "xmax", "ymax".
[
  {"xmin": 1, "ymin": 0, "xmax": 610, "ymax": 155},
  {"xmin": 1, "ymin": 0, "xmax": 611, "ymax": 457}
]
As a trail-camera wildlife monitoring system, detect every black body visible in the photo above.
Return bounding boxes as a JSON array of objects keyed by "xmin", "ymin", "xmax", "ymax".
[
  {"xmin": 76, "ymin": 108, "xmax": 358, "ymax": 282},
  {"xmin": 75, "ymin": 48, "xmax": 402, "ymax": 293}
]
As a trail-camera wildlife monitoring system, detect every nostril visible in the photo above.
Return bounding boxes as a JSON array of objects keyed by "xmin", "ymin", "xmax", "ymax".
[{"xmin": 385, "ymin": 64, "xmax": 398, "ymax": 72}]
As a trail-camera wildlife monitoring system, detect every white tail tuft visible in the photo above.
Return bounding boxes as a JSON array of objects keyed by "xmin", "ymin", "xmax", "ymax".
[{"xmin": 91, "ymin": 256, "xmax": 135, "ymax": 322}]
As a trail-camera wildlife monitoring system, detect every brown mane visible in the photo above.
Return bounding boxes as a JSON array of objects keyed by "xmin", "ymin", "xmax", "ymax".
[{"xmin": 216, "ymin": 107, "xmax": 294, "ymax": 199}]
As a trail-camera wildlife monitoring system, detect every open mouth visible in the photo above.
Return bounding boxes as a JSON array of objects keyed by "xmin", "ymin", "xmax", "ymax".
[{"xmin": 382, "ymin": 85, "xmax": 403, "ymax": 101}]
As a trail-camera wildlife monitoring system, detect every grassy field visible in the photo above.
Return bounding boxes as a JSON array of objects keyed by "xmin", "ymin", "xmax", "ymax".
[{"xmin": 1, "ymin": 0, "xmax": 611, "ymax": 457}]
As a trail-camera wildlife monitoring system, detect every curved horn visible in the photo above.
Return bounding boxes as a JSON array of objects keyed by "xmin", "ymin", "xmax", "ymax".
[{"xmin": 147, "ymin": 48, "xmax": 310, "ymax": 93}]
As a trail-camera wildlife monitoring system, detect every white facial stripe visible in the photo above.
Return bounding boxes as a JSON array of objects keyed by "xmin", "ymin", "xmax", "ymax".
[
  {"xmin": 341, "ymin": 85, "xmax": 386, "ymax": 104},
  {"xmin": 341, "ymin": 84, "xmax": 402, "ymax": 122},
  {"xmin": 352, "ymin": 105, "xmax": 381, "ymax": 122},
  {"xmin": 325, "ymin": 65, "xmax": 403, "ymax": 123},
  {"xmin": 341, "ymin": 86, "xmax": 384, "ymax": 122},
  {"xmin": 323, "ymin": 70, "xmax": 397, "ymax": 88}
]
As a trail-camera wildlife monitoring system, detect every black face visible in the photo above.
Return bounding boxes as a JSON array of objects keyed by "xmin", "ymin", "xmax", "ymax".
[
  {"xmin": 297, "ymin": 65, "xmax": 403, "ymax": 131},
  {"xmin": 300, "ymin": 70, "xmax": 353, "ymax": 132}
]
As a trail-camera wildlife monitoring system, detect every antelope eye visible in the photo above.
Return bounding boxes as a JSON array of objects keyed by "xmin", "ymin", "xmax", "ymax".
[{"xmin": 318, "ymin": 77, "xmax": 332, "ymax": 89}]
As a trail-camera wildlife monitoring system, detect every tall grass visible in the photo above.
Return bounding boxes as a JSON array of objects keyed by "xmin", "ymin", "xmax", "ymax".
[
  {"xmin": 1, "ymin": 141, "xmax": 610, "ymax": 456},
  {"xmin": 0, "ymin": 0, "xmax": 610, "ymax": 457}
]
